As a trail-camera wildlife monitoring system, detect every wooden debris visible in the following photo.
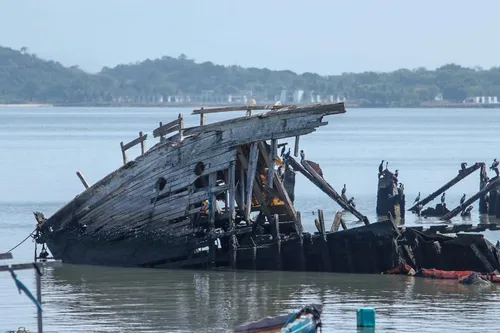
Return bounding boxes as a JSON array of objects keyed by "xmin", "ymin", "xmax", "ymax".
[
  {"xmin": 191, "ymin": 105, "xmax": 293, "ymax": 114},
  {"xmin": 409, "ymin": 162, "xmax": 483, "ymax": 212},
  {"xmin": 441, "ymin": 177, "xmax": 500, "ymax": 220},
  {"xmin": 76, "ymin": 171, "xmax": 90, "ymax": 189},
  {"xmin": 287, "ymin": 157, "xmax": 369, "ymax": 224}
]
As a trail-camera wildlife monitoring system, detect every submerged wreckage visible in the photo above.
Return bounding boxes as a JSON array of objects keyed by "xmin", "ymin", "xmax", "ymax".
[{"xmin": 33, "ymin": 103, "xmax": 500, "ymax": 275}]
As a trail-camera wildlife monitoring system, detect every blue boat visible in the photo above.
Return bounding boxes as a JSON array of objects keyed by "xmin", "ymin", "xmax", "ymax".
[{"xmin": 228, "ymin": 304, "xmax": 323, "ymax": 333}]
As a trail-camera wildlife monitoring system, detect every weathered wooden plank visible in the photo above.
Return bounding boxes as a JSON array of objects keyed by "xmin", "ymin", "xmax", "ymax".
[
  {"xmin": 409, "ymin": 162, "xmax": 484, "ymax": 211},
  {"xmin": 228, "ymin": 160, "xmax": 236, "ymax": 228},
  {"xmin": 0, "ymin": 260, "xmax": 62, "ymax": 272},
  {"xmin": 272, "ymin": 214, "xmax": 282, "ymax": 270},
  {"xmin": 0, "ymin": 252, "xmax": 13, "ymax": 260},
  {"xmin": 267, "ymin": 139, "xmax": 277, "ymax": 190},
  {"xmin": 209, "ymin": 172, "xmax": 217, "ymax": 229},
  {"xmin": 76, "ymin": 171, "xmax": 90, "ymax": 189},
  {"xmin": 178, "ymin": 114, "xmax": 184, "ymax": 141},
  {"xmin": 294, "ymin": 136, "xmax": 300, "ymax": 157},
  {"xmin": 191, "ymin": 105, "xmax": 292, "ymax": 114},
  {"xmin": 76, "ymin": 148, "xmax": 236, "ymax": 223},
  {"xmin": 123, "ymin": 131, "xmax": 148, "ymax": 151},
  {"xmin": 120, "ymin": 141, "xmax": 127, "ymax": 164},
  {"xmin": 288, "ymin": 157, "xmax": 369, "ymax": 224},
  {"xmin": 153, "ymin": 118, "xmax": 180, "ymax": 138},
  {"xmin": 441, "ymin": 177, "xmax": 500, "ymax": 220},
  {"xmin": 185, "ymin": 103, "xmax": 345, "ymax": 137},
  {"xmin": 245, "ymin": 143, "xmax": 259, "ymax": 221}
]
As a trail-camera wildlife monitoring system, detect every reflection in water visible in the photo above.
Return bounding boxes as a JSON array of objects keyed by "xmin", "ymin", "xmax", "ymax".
[{"xmin": 38, "ymin": 265, "xmax": 500, "ymax": 333}]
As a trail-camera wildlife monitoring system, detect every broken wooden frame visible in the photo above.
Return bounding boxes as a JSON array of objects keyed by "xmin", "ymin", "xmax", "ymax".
[
  {"xmin": 408, "ymin": 162, "xmax": 483, "ymax": 212},
  {"xmin": 120, "ymin": 131, "xmax": 148, "ymax": 165},
  {"xmin": 153, "ymin": 113, "xmax": 184, "ymax": 141}
]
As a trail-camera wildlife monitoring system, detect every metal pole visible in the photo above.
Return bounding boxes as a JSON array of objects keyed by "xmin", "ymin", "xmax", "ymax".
[{"xmin": 35, "ymin": 266, "xmax": 43, "ymax": 333}]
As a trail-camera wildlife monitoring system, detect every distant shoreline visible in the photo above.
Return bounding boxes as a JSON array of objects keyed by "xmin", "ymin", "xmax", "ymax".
[
  {"xmin": 1, "ymin": 102, "xmax": 500, "ymax": 109},
  {"xmin": 0, "ymin": 103, "xmax": 54, "ymax": 107}
]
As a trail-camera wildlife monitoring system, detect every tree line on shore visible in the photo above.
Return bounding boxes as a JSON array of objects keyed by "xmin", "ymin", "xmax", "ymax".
[{"xmin": 1, "ymin": 45, "xmax": 500, "ymax": 106}]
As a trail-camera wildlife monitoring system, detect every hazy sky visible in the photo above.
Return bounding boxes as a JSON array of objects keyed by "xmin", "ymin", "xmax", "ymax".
[{"xmin": 1, "ymin": 0, "xmax": 498, "ymax": 75}]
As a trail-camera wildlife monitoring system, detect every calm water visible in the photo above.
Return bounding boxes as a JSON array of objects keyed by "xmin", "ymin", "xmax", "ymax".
[{"xmin": 1, "ymin": 107, "xmax": 500, "ymax": 332}]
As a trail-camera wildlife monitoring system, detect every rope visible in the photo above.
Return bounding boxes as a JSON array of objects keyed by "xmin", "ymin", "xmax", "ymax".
[{"xmin": 5, "ymin": 228, "xmax": 37, "ymax": 253}]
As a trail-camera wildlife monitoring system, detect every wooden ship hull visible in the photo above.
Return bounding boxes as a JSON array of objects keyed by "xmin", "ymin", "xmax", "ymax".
[
  {"xmin": 33, "ymin": 103, "xmax": 500, "ymax": 275},
  {"xmin": 34, "ymin": 104, "xmax": 347, "ymax": 268}
]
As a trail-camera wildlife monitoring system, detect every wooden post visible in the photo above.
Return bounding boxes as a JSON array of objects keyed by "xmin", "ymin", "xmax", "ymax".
[
  {"xmin": 318, "ymin": 209, "xmax": 332, "ymax": 271},
  {"xmin": 200, "ymin": 107, "xmax": 206, "ymax": 126},
  {"xmin": 240, "ymin": 167, "xmax": 245, "ymax": 212},
  {"xmin": 228, "ymin": 161, "xmax": 236, "ymax": 225},
  {"xmin": 139, "ymin": 131, "xmax": 146, "ymax": 155},
  {"xmin": 294, "ymin": 136, "xmax": 300, "ymax": 157},
  {"xmin": 267, "ymin": 139, "xmax": 277, "ymax": 189},
  {"xmin": 296, "ymin": 211, "xmax": 306, "ymax": 271},
  {"xmin": 35, "ymin": 266, "xmax": 43, "ymax": 333},
  {"xmin": 120, "ymin": 141, "xmax": 127, "ymax": 165},
  {"xmin": 229, "ymin": 234, "xmax": 237, "ymax": 269},
  {"xmin": 272, "ymin": 214, "xmax": 282, "ymax": 270},
  {"xmin": 178, "ymin": 114, "xmax": 184, "ymax": 141},
  {"xmin": 245, "ymin": 143, "xmax": 259, "ymax": 222},
  {"xmin": 158, "ymin": 121, "xmax": 164, "ymax": 142},
  {"xmin": 208, "ymin": 172, "xmax": 217, "ymax": 267},
  {"xmin": 75, "ymin": 171, "xmax": 89, "ymax": 189}
]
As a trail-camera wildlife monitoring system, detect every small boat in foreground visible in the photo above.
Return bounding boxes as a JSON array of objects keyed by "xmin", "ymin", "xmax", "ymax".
[{"xmin": 228, "ymin": 304, "xmax": 323, "ymax": 333}]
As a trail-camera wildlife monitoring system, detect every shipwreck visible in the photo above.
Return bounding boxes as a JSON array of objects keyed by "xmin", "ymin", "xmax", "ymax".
[{"xmin": 32, "ymin": 103, "xmax": 500, "ymax": 275}]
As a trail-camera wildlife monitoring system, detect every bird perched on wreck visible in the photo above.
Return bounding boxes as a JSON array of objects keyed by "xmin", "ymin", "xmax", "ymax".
[
  {"xmin": 283, "ymin": 148, "xmax": 291, "ymax": 160},
  {"xmin": 460, "ymin": 193, "xmax": 466, "ymax": 205},
  {"xmin": 461, "ymin": 162, "xmax": 467, "ymax": 171},
  {"xmin": 347, "ymin": 197, "xmax": 356, "ymax": 208},
  {"xmin": 490, "ymin": 158, "xmax": 499, "ymax": 171},
  {"xmin": 461, "ymin": 205, "xmax": 473, "ymax": 217},
  {"xmin": 413, "ymin": 192, "xmax": 421, "ymax": 204},
  {"xmin": 280, "ymin": 145, "xmax": 286, "ymax": 157},
  {"xmin": 398, "ymin": 183, "xmax": 404, "ymax": 196},
  {"xmin": 300, "ymin": 150, "xmax": 305, "ymax": 161},
  {"xmin": 441, "ymin": 192, "xmax": 446, "ymax": 204},
  {"xmin": 341, "ymin": 184, "xmax": 347, "ymax": 196},
  {"xmin": 378, "ymin": 160, "xmax": 384, "ymax": 174}
]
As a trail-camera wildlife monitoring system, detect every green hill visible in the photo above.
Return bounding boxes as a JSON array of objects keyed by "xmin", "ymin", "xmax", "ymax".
[{"xmin": 1, "ymin": 45, "xmax": 500, "ymax": 107}]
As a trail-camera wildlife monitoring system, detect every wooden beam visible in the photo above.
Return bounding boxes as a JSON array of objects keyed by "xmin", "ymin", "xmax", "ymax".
[
  {"xmin": 122, "ymin": 131, "xmax": 148, "ymax": 151},
  {"xmin": 272, "ymin": 214, "xmax": 282, "ymax": 270},
  {"xmin": 76, "ymin": 171, "xmax": 90, "ymax": 189},
  {"xmin": 239, "ymin": 166, "xmax": 245, "ymax": 211},
  {"xmin": 228, "ymin": 160, "xmax": 236, "ymax": 227},
  {"xmin": 409, "ymin": 162, "xmax": 483, "ymax": 211},
  {"xmin": 140, "ymin": 131, "xmax": 147, "ymax": 155},
  {"xmin": 267, "ymin": 139, "xmax": 277, "ymax": 189},
  {"xmin": 192, "ymin": 105, "xmax": 293, "ymax": 115},
  {"xmin": 294, "ymin": 136, "xmax": 300, "ymax": 157},
  {"xmin": 258, "ymin": 141, "xmax": 297, "ymax": 221},
  {"xmin": 185, "ymin": 103, "xmax": 346, "ymax": 138},
  {"xmin": 288, "ymin": 157, "xmax": 369, "ymax": 224},
  {"xmin": 0, "ymin": 252, "xmax": 13, "ymax": 260},
  {"xmin": 153, "ymin": 118, "xmax": 180, "ymax": 138},
  {"xmin": 441, "ymin": 177, "xmax": 500, "ymax": 220},
  {"xmin": 120, "ymin": 141, "xmax": 127, "ymax": 164},
  {"xmin": 209, "ymin": 172, "xmax": 217, "ymax": 228},
  {"xmin": 199, "ymin": 107, "xmax": 206, "ymax": 125},
  {"xmin": 245, "ymin": 143, "xmax": 259, "ymax": 221},
  {"xmin": 178, "ymin": 113, "xmax": 184, "ymax": 141},
  {"xmin": 0, "ymin": 260, "xmax": 62, "ymax": 272}
]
